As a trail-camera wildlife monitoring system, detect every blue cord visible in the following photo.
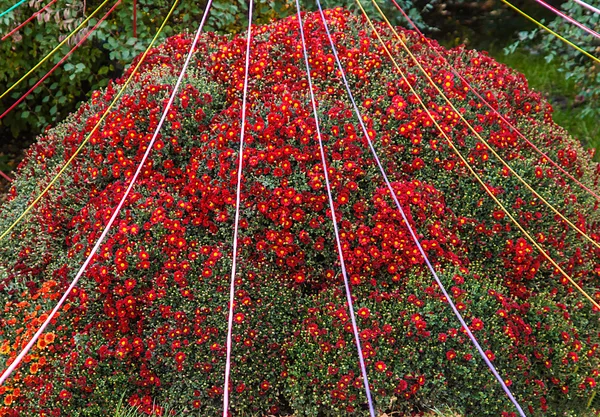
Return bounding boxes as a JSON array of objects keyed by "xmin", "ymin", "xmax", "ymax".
[{"xmin": 0, "ymin": 0, "xmax": 27, "ymax": 19}]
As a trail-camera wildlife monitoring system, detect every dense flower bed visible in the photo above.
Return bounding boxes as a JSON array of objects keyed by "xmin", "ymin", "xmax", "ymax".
[{"xmin": 1, "ymin": 7, "xmax": 600, "ymax": 417}]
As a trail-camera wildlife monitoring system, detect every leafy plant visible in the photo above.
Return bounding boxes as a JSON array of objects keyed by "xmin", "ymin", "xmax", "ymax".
[{"xmin": 505, "ymin": 0, "xmax": 600, "ymax": 143}]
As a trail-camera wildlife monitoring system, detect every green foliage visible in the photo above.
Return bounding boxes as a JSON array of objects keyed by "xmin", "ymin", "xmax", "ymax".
[
  {"xmin": 302, "ymin": 0, "xmax": 438, "ymax": 30},
  {"xmin": 505, "ymin": 0, "xmax": 600, "ymax": 145}
]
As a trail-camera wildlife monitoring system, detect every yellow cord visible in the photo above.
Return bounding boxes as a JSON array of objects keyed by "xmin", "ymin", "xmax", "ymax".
[
  {"xmin": 501, "ymin": 0, "xmax": 600, "ymax": 64},
  {"xmin": 0, "ymin": 0, "xmax": 112, "ymax": 101},
  {"xmin": 371, "ymin": 0, "xmax": 600, "ymax": 251},
  {"xmin": 0, "ymin": 0, "xmax": 181, "ymax": 242},
  {"xmin": 356, "ymin": 0, "xmax": 600, "ymax": 311}
]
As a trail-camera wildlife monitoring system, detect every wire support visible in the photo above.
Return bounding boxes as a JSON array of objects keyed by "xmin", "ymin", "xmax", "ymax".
[
  {"xmin": 0, "ymin": 170, "xmax": 12, "ymax": 182},
  {"xmin": 532, "ymin": 0, "xmax": 600, "ymax": 40},
  {"xmin": 501, "ymin": 0, "xmax": 600, "ymax": 63},
  {"xmin": 222, "ymin": 1, "xmax": 253, "ymax": 416},
  {"xmin": 298, "ymin": 2, "xmax": 377, "ymax": 416},
  {"xmin": 366, "ymin": 0, "xmax": 600, "ymax": 312},
  {"xmin": 0, "ymin": 0, "xmax": 111, "ymax": 101},
  {"xmin": 373, "ymin": 0, "xmax": 600, "ymax": 251},
  {"xmin": 573, "ymin": 0, "xmax": 600, "ymax": 15},
  {"xmin": 0, "ymin": 0, "xmax": 26, "ymax": 19},
  {"xmin": 324, "ymin": 1, "xmax": 528, "ymax": 415},
  {"xmin": 1, "ymin": 0, "xmax": 58, "ymax": 41},
  {"xmin": 0, "ymin": 0, "xmax": 212, "ymax": 388}
]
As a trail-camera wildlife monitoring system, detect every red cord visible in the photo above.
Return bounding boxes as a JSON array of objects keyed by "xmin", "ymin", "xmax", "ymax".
[{"xmin": 1, "ymin": 0, "xmax": 58, "ymax": 41}]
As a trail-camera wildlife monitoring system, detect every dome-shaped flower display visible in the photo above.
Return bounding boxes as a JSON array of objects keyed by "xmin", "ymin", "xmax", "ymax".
[{"xmin": 0, "ymin": 7, "xmax": 599, "ymax": 417}]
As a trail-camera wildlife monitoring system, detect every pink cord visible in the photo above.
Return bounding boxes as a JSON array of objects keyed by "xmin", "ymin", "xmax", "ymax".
[
  {"xmin": 316, "ymin": 3, "xmax": 527, "ymax": 415},
  {"xmin": 296, "ymin": 3, "xmax": 377, "ymax": 416},
  {"xmin": 389, "ymin": 0, "xmax": 600, "ymax": 203},
  {"xmin": 222, "ymin": 1, "xmax": 253, "ymax": 415},
  {"xmin": 0, "ymin": 0, "xmax": 121, "ymax": 121},
  {"xmin": 573, "ymin": 0, "xmax": 600, "ymax": 15},
  {"xmin": 1, "ymin": 0, "xmax": 58, "ymax": 41},
  {"xmin": 0, "ymin": 0, "xmax": 215, "ymax": 387},
  {"xmin": 533, "ymin": 0, "xmax": 600, "ymax": 40}
]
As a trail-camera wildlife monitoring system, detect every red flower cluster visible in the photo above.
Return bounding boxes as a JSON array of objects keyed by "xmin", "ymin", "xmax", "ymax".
[{"xmin": 0, "ymin": 7, "xmax": 599, "ymax": 417}]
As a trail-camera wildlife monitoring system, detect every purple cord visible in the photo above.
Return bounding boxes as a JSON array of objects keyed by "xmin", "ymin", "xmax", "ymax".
[
  {"xmin": 533, "ymin": 0, "xmax": 600, "ymax": 40},
  {"xmin": 573, "ymin": 0, "xmax": 600, "ymax": 15},
  {"xmin": 388, "ymin": 0, "xmax": 600, "ymax": 203},
  {"xmin": 222, "ymin": 1, "xmax": 253, "ymax": 415},
  {"xmin": 295, "ymin": 2, "xmax": 377, "ymax": 416},
  {"xmin": 316, "ymin": 2, "xmax": 528, "ymax": 416},
  {"xmin": 0, "ymin": 0, "xmax": 215, "ymax": 387}
]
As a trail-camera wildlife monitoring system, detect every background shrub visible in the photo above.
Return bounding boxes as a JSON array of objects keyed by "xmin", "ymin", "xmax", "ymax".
[
  {"xmin": 0, "ymin": 7, "xmax": 599, "ymax": 416},
  {"xmin": 505, "ymin": 0, "xmax": 600, "ymax": 128}
]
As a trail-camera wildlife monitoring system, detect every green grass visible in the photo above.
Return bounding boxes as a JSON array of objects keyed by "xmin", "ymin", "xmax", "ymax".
[
  {"xmin": 114, "ymin": 402, "xmax": 184, "ymax": 417},
  {"xmin": 490, "ymin": 49, "xmax": 600, "ymax": 159},
  {"xmin": 110, "ymin": 398, "xmax": 464, "ymax": 417},
  {"xmin": 110, "ymin": 404, "xmax": 457, "ymax": 417}
]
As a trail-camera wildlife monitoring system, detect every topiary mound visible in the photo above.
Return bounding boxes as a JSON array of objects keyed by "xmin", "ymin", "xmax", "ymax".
[{"xmin": 1, "ymin": 7, "xmax": 600, "ymax": 417}]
